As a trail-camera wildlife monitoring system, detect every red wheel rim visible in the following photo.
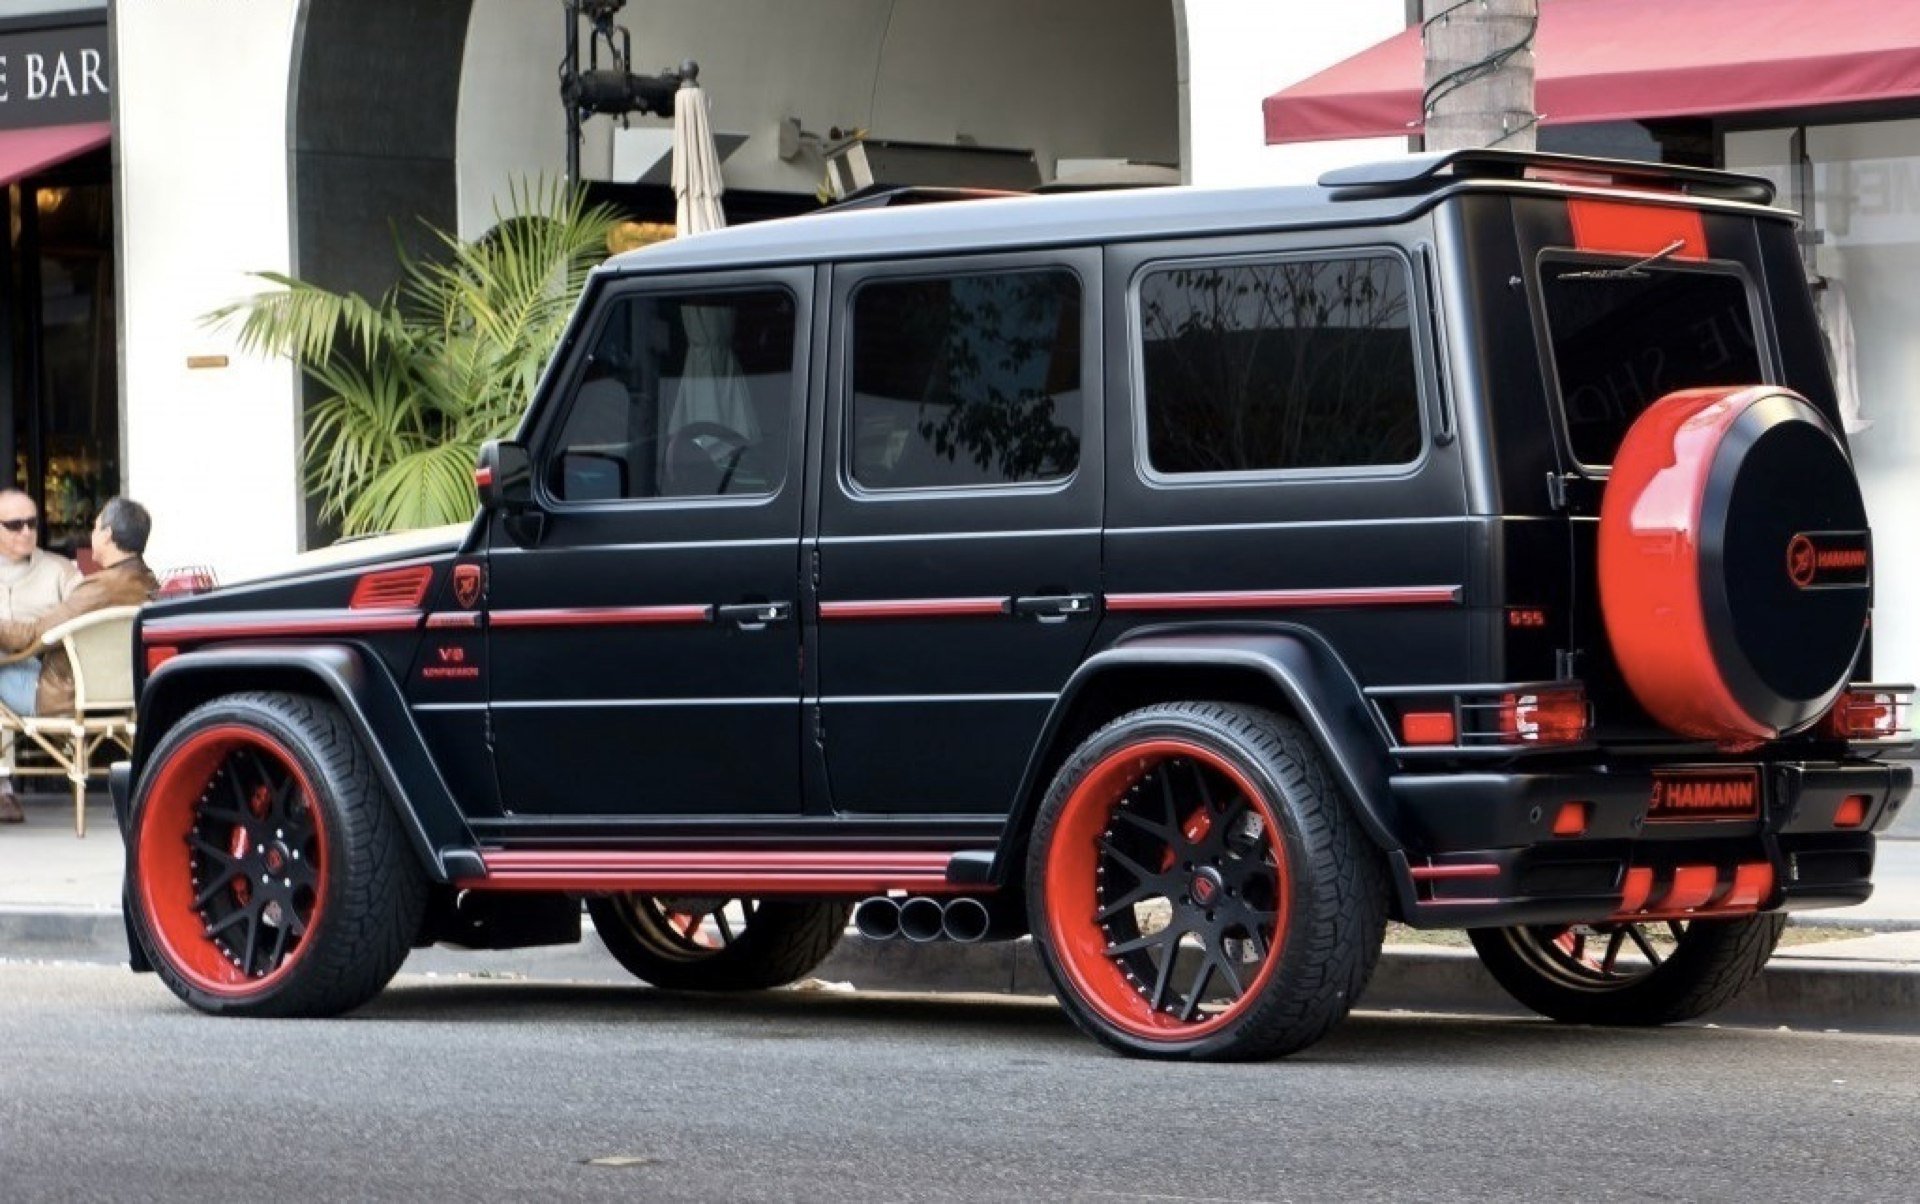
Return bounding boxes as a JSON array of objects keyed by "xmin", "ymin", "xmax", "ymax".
[
  {"xmin": 134, "ymin": 726, "xmax": 330, "ymax": 997},
  {"xmin": 1044, "ymin": 739, "xmax": 1291, "ymax": 1042}
]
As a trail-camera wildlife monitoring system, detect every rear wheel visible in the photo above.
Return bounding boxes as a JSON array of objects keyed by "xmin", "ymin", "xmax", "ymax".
[
  {"xmin": 586, "ymin": 895, "xmax": 849, "ymax": 991},
  {"xmin": 1027, "ymin": 702, "xmax": 1386, "ymax": 1061},
  {"xmin": 1469, "ymin": 914, "xmax": 1785, "ymax": 1026},
  {"xmin": 129, "ymin": 692, "xmax": 427, "ymax": 1016}
]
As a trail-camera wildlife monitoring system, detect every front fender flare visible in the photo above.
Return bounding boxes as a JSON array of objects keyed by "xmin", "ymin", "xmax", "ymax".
[
  {"xmin": 131, "ymin": 643, "xmax": 480, "ymax": 882},
  {"xmin": 984, "ymin": 629, "xmax": 1401, "ymax": 886}
]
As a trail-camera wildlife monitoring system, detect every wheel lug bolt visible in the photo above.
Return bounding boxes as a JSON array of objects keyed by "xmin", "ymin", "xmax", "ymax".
[
  {"xmin": 276, "ymin": 829, "xmax": 284, "ymax": 839},
  {"xmin": 256, "ymin": 845, "xmax": 264, "ymax": 854},
  {"xmin": 283, "ymin": 878, "xmax": 291, "ymax": 888},
  {"xmin": 292, "ymin": 851, "xmax": 300, "ymax": 860},
  {"xmin": 261, "ymin": 874, "xmax": 270, "ymax": 884}
]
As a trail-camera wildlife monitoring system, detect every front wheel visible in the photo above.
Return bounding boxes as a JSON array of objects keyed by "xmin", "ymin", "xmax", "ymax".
[
  {"xmin": 1468, "ymin": 914, "xmax": 1786, "ymax": 1026},
  {"xmin": 128, "ymin": 692, "xmax": 427, "ymax": 1016},
  {"xmin": 1027, "ymin": 702, "xmax": 1387, "ymax": 1061},
  {"xmin": 586, "ymin": 895, "xmax": 849, "ymax": 991}
]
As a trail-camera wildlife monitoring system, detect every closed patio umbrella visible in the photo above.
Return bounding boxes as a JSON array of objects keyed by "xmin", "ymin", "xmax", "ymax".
[{"xmin": 667, "ymin": 66, "xmax": 758, "ymax": 443}]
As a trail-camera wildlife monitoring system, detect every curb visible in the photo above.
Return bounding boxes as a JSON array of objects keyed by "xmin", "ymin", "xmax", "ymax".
[{"xmin": 9, "ymin": 909, "xmax": 1916, "ymax": 1034}]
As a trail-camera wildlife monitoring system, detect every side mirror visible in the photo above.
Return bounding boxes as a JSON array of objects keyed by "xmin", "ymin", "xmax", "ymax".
[{"xmin": 475, "ymin": 440, "xmax": 533, "ymax": 512}]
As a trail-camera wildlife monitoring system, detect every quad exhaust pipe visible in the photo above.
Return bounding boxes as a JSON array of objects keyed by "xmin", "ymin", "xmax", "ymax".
[{"xmin": 852, "ymin": 895, "xmax": 1017, "ymax": 943}]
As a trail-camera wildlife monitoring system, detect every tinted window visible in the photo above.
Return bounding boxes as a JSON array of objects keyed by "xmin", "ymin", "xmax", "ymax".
[
  {"xmin": 1541, "ymin": 261, "xmax": 1761, "ymax": 466},
  {"xmin": 1139, "ymin": 256, "xmax": 1421, "ymax": 475},
  {"xmin": 849, "ymin": 269, "xmax": 1082, "ymax": 490},
  {"xmin": 548, "ymin": 289, "xmax": 796, "ymax": 501}
]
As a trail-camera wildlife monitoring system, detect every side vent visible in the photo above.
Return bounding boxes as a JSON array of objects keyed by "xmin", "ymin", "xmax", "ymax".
[{"xmin": 350, "ymin": 566, "xmax": 435, "ymax": 611}]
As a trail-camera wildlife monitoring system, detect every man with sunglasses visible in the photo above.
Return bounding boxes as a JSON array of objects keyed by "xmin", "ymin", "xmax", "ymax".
[{"xmin": 0, "ymin": 490, "xmax": 80, "ymax": 822}]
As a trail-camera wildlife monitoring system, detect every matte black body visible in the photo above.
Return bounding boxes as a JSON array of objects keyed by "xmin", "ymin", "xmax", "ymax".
[{"xmin": 116, "ymin": 152, "xmax": 1912, "ymax": 944}]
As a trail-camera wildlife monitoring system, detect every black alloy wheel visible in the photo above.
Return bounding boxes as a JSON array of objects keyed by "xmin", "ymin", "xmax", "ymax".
[
  {"xmin": 1028, "ymin": 701, "xmax": 1387, "ymax": 1061},
  {"xmin": 587, "ymin": 895, "xmax": 850, "ymax": 991},
  {"xmin": 129, "ymin": 692, "xmax": 426, "ymax": 1017},
  {"xmin": 1469, "ymin": 913, "xmax": 1787, "ymax": 1026}
]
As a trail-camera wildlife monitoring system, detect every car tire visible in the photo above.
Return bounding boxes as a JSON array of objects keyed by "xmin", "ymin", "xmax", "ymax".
[
  {"xmin": 587, "ymin": 896, "xmax": 850, "ymax": 991},
  {"xmin": 1026, "ymin": 701, "xmax": 1387, "ymax": 1061},
  {"xmin": 128, "ymin": 691, "xmax": 427, "ymax": 1017},
  {"xmin": 1468, "ymin": 914, "xmax": 1786, "ymax": 1026}
]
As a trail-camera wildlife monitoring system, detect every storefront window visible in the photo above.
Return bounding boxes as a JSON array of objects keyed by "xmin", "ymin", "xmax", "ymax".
[{"xmin": 8, "ymin": 171, "xmax": 117, "ymax": 558}]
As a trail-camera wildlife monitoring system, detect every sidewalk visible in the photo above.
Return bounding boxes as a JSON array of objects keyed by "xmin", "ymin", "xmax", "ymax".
[{"xmin": 5, "ymin": 792, "xmax": 1918, "ymax": 1031}]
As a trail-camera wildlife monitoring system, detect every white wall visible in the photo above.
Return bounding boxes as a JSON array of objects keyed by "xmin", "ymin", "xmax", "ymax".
[
  {"xmin": 113, "ymin": 0, "xmax": 304, "ymax": 583},
  {"xmin": 1728, "ymin": 124, "xmax": 1920, "ymax": 684},
  {"xmin": 458, "ymin": 0, "xmax": 1180, "ymax": 237},
  {"xmin": 1182, "ymin": 0, "xmax": 1409, "ymax": 187}
]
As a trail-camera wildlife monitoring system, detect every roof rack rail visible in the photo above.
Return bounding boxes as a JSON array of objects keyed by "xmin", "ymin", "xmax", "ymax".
[
  {"xmin": 1319, "ymin": 149, "xmax": 1775, "ymax": 205},
  {"xmin": 819, "ymin": 185, "xmax": 1027, "ymax": 213}
]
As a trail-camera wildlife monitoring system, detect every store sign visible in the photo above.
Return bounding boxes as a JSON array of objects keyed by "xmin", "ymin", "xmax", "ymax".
[{"xmin": 0, "ymin": 23, "xmax": 108, "ymax": 131}]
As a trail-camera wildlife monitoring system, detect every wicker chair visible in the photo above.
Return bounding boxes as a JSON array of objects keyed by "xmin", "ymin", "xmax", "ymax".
[{"xmin": 0, "ymin": 604, "xmax": 140, "ymax": 836}]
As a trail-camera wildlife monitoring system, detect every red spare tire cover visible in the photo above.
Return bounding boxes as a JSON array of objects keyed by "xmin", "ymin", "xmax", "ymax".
[{"xmin": 1598, "ymin": 385, "xmax": 1870, "ymax": 745}]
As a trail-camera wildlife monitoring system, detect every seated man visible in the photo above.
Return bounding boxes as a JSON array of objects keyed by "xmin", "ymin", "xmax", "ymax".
[
  {"xmin": 0, "ymin": 490, "xmax": 80, "ymax": 823},
  {"xmin": 0, "ymin": 497, "xmax": 158, "ymax": 822}
]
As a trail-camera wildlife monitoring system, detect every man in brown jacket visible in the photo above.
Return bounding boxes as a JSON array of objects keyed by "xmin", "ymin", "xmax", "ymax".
[{"xmin": 0, "ymin": 497, "xmax": 157, "ymax": 822}]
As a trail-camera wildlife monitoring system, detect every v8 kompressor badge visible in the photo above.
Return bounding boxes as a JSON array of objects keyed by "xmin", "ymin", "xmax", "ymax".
[{"xmin": 1786, "ymin": 531, "xmax": 1870, "ymax": 589}]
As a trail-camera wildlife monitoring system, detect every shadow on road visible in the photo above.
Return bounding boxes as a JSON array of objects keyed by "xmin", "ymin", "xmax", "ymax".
[{"xmin": 349, "ymin": 974, "xmax": 1804, "ymax": 1068}]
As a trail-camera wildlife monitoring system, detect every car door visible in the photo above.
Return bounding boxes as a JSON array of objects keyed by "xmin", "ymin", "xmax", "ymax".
[
  {"xmin": 811, "ymin": 251, "xmax": 1103, "ymax": 815},
  {"xmin": 485, "ymin": 268, "xmax": 812, "ymax": 822}
]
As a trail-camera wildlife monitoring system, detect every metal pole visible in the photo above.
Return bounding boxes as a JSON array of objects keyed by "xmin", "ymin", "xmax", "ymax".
[{"xmin": 564, "ymin": 1, "xmax": 581, "ymax": 186}]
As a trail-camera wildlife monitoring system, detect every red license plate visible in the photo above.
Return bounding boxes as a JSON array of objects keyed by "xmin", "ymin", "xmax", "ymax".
[{"xmin": 1648, "ymin": 769, "xmax": 1761, "ymax": 822}]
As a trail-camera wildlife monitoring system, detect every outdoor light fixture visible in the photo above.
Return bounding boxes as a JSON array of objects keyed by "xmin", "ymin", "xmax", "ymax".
[{"xmin": 559, "ymin": 0, "xmax": 693, "ymax": 184}]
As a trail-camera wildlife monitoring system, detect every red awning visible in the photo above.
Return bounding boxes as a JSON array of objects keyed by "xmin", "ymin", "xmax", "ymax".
[
  {"xmin": 1264, "ymin": 0, "xmax": 1920, "ymax": 144},
  {"xmin": 0, "ymin": 121, "xmax": 110, "ymax": 186}
]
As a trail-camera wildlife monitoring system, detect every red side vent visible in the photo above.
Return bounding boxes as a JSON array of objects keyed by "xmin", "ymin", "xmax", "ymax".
[
  {"xmin": 1568, "ymin": 199, "xmax": 1706, "ymax": 260},
  {"xmin": 350, "ymin": 566, "xmax": 434, "ymax": 611}
]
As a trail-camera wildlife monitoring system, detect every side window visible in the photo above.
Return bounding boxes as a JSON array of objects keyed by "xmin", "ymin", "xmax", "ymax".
[
  {"xmin": 1138, "ymin": 255, "xmax": 1422, "ymax": 475},
  {"xmin": 547, "ymin": 288, "xmax": 797, "ymax": 501},
  {"xmin": 849, "ymin": 268, "xmax": 1082, "ymax": 491}
]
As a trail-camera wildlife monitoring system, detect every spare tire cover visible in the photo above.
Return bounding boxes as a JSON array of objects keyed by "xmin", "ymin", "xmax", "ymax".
[{"xmin": 1598, "ymin": 385, "xmax": 1869, "ymax": 744}]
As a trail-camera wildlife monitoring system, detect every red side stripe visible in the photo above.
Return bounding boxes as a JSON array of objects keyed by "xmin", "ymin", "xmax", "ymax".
[
  {"xmin": 143, "ymin": 612, "xmax": 423, "ymax": 641},
  {"xmin": 819, "ymin": 597, "xmax": 1009, "ymax": 620},
  {"xmin": 1105, "ymin": 586, "xmax": 1460, "ymax": 613},
  {"xmin": 489, "ymin": 605, "xmax": 713, "ymax": 629},
  {"xmin": 1568, "ymin": 199, "xmax": 1707, "ymax": 260}
]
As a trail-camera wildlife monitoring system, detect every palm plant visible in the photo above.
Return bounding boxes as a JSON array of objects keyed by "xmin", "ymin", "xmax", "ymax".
[{"xmin": 208, "ymin": 180, "xmax": 634, "ymax": 536}]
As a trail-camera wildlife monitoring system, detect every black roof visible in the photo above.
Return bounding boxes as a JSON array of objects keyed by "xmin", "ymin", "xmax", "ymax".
[{"xmin": 603, "ymin": 150, "xmax": 1786, "ymax": 277}]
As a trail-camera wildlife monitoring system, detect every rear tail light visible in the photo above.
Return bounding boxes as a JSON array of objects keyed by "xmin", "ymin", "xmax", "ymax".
[
  {"xmin": 1497, "ymin": 687, "xmax": 1589, "ymax": 745},
  {"xmin": 1821, "ymin": 686, "xmax": 1913, "ymax": 741}
]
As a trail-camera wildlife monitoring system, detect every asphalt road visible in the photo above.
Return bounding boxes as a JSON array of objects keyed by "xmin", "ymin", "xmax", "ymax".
[{"xmin": 4, "ymin": 963, "xmax": 1918, "ymax": 1203}]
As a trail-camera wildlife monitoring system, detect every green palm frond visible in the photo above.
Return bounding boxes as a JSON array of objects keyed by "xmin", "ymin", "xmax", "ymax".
[{"xmin": 207, "ymin": 178, "xmax": 615, "ymax": 537}]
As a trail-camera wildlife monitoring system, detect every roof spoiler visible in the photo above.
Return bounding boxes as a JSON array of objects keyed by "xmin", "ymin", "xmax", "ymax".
[{"xmin": 1319, "ymin": 149, "xmax": 1776, "ymax": 205}]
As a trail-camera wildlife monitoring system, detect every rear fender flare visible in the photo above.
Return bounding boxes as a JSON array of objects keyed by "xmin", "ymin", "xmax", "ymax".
[
  {"xmin": 986, "ymin": 629, "xmax": 1401, "ymax": 886},
  {"xmin": 130, "ymin": 644, "xmax": 479, "ymax": 882}
]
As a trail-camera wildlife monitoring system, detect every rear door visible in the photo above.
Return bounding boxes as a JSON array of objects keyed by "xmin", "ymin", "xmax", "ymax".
[{"xmin": 811, "ymin": 251, "xmax": 1103, "ymax": 815}]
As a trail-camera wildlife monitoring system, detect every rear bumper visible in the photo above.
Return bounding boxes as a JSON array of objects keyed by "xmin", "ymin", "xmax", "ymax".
[{"xmin": 1387, "ymin": 759, "xmax": 1910, "ymax": 927}]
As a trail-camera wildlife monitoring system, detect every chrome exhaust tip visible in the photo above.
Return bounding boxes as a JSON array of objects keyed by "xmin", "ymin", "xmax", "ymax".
[
  {"xmin": 852, "ymin": 896, "xmax": 901, "ymax": 940},
  {"xmin": 898, "ymin": 896, "xmax": 946, "ymax": 943},
  {"xmin": 940, "ymin": 897, "xmax": 991, "ymax": 943}
]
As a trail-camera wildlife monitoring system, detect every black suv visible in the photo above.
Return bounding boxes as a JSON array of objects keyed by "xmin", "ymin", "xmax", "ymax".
[{"xmin": 115, "ymin": 150, "xmax": 1912, "ymax": 1060}]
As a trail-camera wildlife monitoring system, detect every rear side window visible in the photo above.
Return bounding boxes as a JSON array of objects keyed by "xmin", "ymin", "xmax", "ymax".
[
  {"xmin": 849, "ymin": 268, "xmax": 1082, "ymax": 491},
  {"xmin": 1540, "ymin": 261, "xmax": 1761, "ymax": 466},
  {"xmin": 1138, "ymin": 254, "xmax": 1422, "ymax": 476}
]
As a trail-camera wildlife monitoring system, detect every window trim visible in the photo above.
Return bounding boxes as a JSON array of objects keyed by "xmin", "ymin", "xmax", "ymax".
[
  {"xmin": 532, "ymin": 277, "xmax": 805, "ymax": 514},
  {"xmin": 838, "ymin": 262, "xmax": 1090, "ymax": 501},
  {"xmin": 1127, "ymin": 245, "xmax": 1433, "ymax": 489},
  {"xmin": 1531, "ymin": 249, "xmax": 1772, "ymax": 477}
]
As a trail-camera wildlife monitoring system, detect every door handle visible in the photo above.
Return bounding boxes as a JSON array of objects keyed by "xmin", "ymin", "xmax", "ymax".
[
  {"xmin": 1010, "ymin": 593, "xmax": 1095, "ymax": 622},
  {"xmin": 716, "ymin": 601, "xmax": 792, "ymax": 630}
]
